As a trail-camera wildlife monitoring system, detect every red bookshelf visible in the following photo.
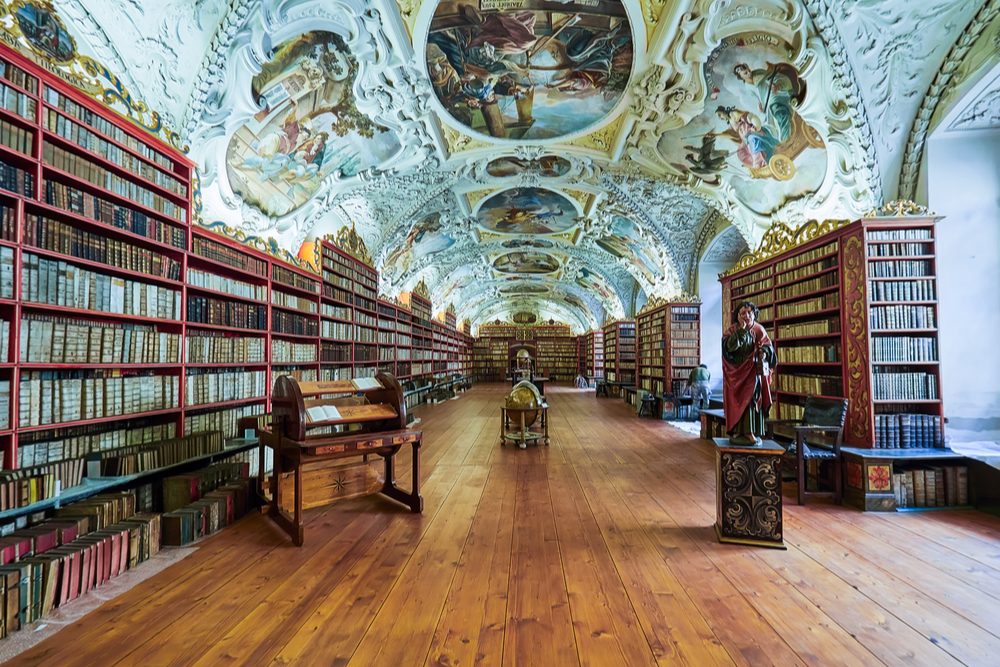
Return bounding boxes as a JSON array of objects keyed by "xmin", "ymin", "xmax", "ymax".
[
  {"xmin": 637, "ymin": 300, "xmax": 701, "ymax": 396},
  {"xmin": 602, "ymin": 320, "xmax": 635, "ymax": 386}
]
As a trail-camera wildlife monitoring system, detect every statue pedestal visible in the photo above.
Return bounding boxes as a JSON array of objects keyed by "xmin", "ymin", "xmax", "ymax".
[{"xmin": 713, "ymin": 438, "xmax": 786, "ymax": 549}]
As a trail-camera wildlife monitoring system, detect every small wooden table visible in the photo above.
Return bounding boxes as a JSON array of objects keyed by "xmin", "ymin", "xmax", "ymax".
[
  {"xmin": 500, "ymin": 403, "xmax": 550, "ymax": 448},
  {"xmin": 713, "ymin": 438, "xmax": 785, "ymax": 549}
]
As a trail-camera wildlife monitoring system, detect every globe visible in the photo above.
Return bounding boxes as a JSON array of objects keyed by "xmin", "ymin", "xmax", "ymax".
[{"xmin": 505, "ymin": 380, "xmax": 542, "ymax": 427}]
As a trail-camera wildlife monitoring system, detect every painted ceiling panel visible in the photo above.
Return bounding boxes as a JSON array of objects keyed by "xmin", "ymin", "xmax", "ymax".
[{"xmin": 39, "ymin": 0, "xmax": 982, "ymax": 332}]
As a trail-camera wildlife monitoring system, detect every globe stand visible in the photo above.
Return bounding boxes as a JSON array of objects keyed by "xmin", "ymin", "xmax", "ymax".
[{"xmin": 500, "ymin": 405, "xmax": 550, "ymax": 448}]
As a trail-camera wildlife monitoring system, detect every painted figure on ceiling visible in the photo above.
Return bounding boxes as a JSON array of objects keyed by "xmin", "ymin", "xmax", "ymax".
[{"xmin": 734, "ymin": 61, "xmax": 807, "ymax": 144}]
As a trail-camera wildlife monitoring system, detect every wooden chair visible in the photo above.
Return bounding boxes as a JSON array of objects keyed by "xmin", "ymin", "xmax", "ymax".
[{"xmin": 767, "ymin": 396, "xmax": 849, "ymax": 505}]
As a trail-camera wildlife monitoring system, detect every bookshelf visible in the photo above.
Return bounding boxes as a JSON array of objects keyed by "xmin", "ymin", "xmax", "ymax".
[
  {"xmin": 0, "ymin": 43, "xmax": 462, "ymax": 521},
  {"xmin": 602, "ymin": 321, "xmax": 635, "ymax": 386},
  {"xmin": 637, "ymin": 301, "xmax": 701, "ymax": 396},
  {"xmin": 720, "ymin": 216, "xmax": 944, "ymax": 449},
  {"xmin": 581, "ymin": 329, "xmax": 604, "ymax": 380}
]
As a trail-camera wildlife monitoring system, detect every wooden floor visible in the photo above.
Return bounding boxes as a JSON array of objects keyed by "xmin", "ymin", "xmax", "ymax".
[{"xmin": 12, "ymin": 385, "xmax": 1000, "ymax": 666}]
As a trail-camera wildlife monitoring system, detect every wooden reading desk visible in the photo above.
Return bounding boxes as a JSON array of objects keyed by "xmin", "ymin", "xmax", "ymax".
[{"xmin": 264, "ymin": 372, "xmax": 423, "ymax": 546}]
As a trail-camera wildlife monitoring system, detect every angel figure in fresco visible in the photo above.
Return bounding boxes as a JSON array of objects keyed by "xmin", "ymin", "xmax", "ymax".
[
  {"xmin": 713, "ymin": 106, "xmax": 778, "ymax": 170},
  {"xmin": 733, "ymin": 62, "xmax": 807, "ymax": 144}
]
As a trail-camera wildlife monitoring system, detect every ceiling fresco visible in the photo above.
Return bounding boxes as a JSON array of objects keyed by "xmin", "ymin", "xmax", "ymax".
[{"xmin": 45, "ymin": 0, "xmax": 995, "ymax": 332}]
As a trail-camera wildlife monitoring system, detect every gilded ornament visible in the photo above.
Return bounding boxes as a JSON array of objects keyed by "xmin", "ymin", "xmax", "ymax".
[
  {"xmin": 2, "ymin": 0, "xmax": 186, "ymax": 151},
  {"xmin": 329, "ymin": 225, "xmax": 373, "ymax": 266},
  {"xmin": 864, "ymin": 199, "xmax": 936, "ymax": 218},
  {"xmin": 414, "ymin": 279, "xmax": 431, "ymax": 299},
  {"xmin": 568, "ymin": 116, "xmax": 625, "ymax": 154},
  {"xmin": 720, "ymin": 219, "xmax": 852, "ymax": 277}
]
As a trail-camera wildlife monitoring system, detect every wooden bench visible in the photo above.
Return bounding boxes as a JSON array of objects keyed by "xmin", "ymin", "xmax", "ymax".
[
  {"xmin": 700, "ymin": 408, "xmax": 726, "ymax": 439},
  {"xmin": 767, "ymin": 396, "xmax": 848, "ymax": 505},
  {"xmin": 840, "ymin": 447, "xmax": 974, "ymax": 511}
]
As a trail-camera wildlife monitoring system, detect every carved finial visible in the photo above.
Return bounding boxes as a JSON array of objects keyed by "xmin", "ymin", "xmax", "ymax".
[
  {"xmin": 866, "ymin": 199, "xmax": 935, "ymax": 218},
  {"xmin": 414, "ymin": 279, "xmax": 430, "ymax": 299},
  {"xmin": 331, "ymin": 225, "xmax": 373, "ymax": 265}
]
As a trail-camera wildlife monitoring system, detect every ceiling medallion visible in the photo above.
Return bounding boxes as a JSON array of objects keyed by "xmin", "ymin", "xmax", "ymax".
[
  {"xmin": 425, "ymin": 1, "xmax": 635, "ymax": 141},
  {"xmin": 477, "ymin": 187, "xmax": 578, "ymax": 235}
]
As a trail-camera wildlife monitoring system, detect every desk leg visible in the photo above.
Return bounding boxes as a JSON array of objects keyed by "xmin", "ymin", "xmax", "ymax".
[{"xmin": 380, "ymin": 443, "xmax": 424, "ymax": 513}]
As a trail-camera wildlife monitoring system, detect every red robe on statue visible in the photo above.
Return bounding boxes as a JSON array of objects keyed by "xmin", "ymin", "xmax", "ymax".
[{"xmin": 722, "ymin": 322, "xmax": 773, "ymax": 433}]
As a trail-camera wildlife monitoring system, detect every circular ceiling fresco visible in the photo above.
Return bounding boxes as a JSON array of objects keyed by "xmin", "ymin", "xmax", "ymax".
[
  {"xmin": 425, "ymin": 1, "xmax": 634, "ymax": 140},
  {"xmin": 477, "ymin": 187, "xmax": 577, "ymax": 234}
]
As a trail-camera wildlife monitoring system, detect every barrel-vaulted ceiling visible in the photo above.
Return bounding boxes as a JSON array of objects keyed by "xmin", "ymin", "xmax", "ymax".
[{"xmin": 57, "ymin": 0, "xmax": 998, "ymax": 331}]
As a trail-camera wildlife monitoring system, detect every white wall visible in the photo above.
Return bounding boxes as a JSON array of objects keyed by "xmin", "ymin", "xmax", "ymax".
[
  {"xmin": 926, "ymin": 130, "xmax": 1000, "ymax": 440},
  {"xmin": 698, "ymin": 261, "xmax": 728, "ymax": 392}
]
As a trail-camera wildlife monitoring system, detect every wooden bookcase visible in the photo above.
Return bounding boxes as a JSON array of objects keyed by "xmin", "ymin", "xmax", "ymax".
[
  {"xmin": 602, "ymin": 321, "xmax": 636, "ymax": 386},
  {"xmin": 720, "ymin": 216, "xmax": 944, "ymax": 451},
  {"xmin": 0, "ymin": 42, "xmax": 475, "ymax": 520},
  {"xmin": 535, "ymin": 335, "xmax": 577, "ymax": 381},
  {"xmin": 637, "ymin": 302, "xmax": 702, "ymax": 396},
  {"xmin": 582, "ymin": 330, "xmax": 604, "ymax": 380}
]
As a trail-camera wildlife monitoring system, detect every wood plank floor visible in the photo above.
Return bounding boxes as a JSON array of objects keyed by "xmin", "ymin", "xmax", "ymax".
[{"xmin": 11, "ymin": 385, "xmax": 1000, "ymax": 666}]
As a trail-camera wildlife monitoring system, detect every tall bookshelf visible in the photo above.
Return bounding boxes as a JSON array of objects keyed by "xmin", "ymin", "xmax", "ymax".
[
  {"xmin": 0, "ymin": 42, "xmax": 479, "ymax": 518},
  {"xmin": 602, "ymin": 320, "xmax": 636, "ymax": 386},
  {"xmin": 535, "ymin": 335, "xmax": 577, "ymax": 380},
  {"xmin": 582, "ymin": 329, "xmax": 604, "ymax": 380},
  {"xmin": 719, "ymin": 216, "xmax": 944, "ymax": 449},
  {"xmin": 637, "ymin": 302, "xmax": 702, "ymax": 395}
]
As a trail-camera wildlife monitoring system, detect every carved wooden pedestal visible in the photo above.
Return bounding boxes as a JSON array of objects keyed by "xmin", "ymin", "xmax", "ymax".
[{"xmin": 713, "ymin": 438, "xmax": 786, "ymax": 549}]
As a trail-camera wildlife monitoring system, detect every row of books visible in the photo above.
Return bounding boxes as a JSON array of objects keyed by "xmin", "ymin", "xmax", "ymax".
[
  {"xmin": 25, "ymin": 212, "xmax": 183, "ymax": 281},
  {"xmin": 185, "ymin": 403, "xmax": 263, "ymax": 440},
  {"xmin": 274, "ymin": 367, "xmax": 318, "ymax": 383},
  {"xmin": 893, "ymin": 466, "xmax": 967, "ymax": 508},
  {"xmin": 0, "ymin": 379, "xmax": 7, "ymax": 429},
  {"xmin": 869, "ymin": 305, "xmax": 935, "ymax": 330},
  {"xmin": 873, "ymin": 413, "xmax": 944, "ymax": 448},
  {"xmin": 0, "ymin": 507, "xmax": 161, "ymax": 635},
  {"xmin": 272, "ymin": 339, "xmax": 317, "ymax": 363},
  {"xmin": 776, "ymin": 317, "xmax": 840, "ymax": 339},
  {"xmin": 18, "ymin": 372, "xmax": 180, "ymax": 427},
  {"xmin": 321, "ymin": 320, "xmax": 354, "ymax": 340},
  {"xmin": 0, "ymin": 202, "xmax": 13, "ymax": 242},
  {"xmin": 272, "ymin": 310, "xmax": 319, "ymax": 336},
  {"xmin": 869, "ymin": 279, "xmax": 935, "ymax": 302},
  {"xmin": 0, "ymin": 157, "xmax": 33, "ymax": 197},
  {"xmin": 95, "ymin": 431, "xmax": 224, "ymax": 477},
  {"xmin": 868, "ymin": 260, "xmax": 932, "ymax": 278},
  {"xmin": 774, "ymin": 241, "xmax": 839, "ymax": 273},
  {"xmin": 871, "ymin": 371, "xmax": 938, "ymax": 401},
  {"xmin": 0, "ymin": 115, "xmax": 33, "ymax": 155},
  {"xmin": 19, "ymin": 316, "xmax": 182, "ymax": 364},
  {"xmin": 321, "ymin": 248, "xmax": 377, "ymax": 288},
  {"xmin": 776, "ymin": 292, "xmax": 839, "ymax": 319},
  {"xmin": 867, "ymin": 228, "xmax": 932, "ymax": 241},
  {"xmin": 0, "ymin": 458, "xmax": 84, "ymax": 511},
  {"xmin": 273, "ymin": 289, "xmax": 317, "ymax": 314},
  {"xmin": 272, "ymin": 265, "xmax": 319, "ymax": 294},
  {"xmin": 43, "ymin": 87, "xmax": 175, "ymax": 172},
  {"xmin": 0, "ymin": 59, "xmax": 36, "ymax": 94},
  {"xmin": 187, "ymin": 268, "xmax": 266, "ymax": 301},
  {"xmin": 781, "ymin": 343, "xmax": 840, "ymax": 364},
  {"xmin": 868, "ymin": 242, "xmax": 932, "ymax": 257},
  {"xmin": 321, "ymin": 302, "xmax": 352, "ymax": 322},
  {"xmin": 187, "ymin": 295, "xmax": 267, "ymax": 330},
  {"xmin": 191, "ymin": 235, "xmax": 267, "ymax": 277},
  {"xmin": 871, "ymin": 336, "xmax": 937, "ymax": 363},
  {"xmin": 44, "ymin": 180, "xmax": 187, "ymax": 248},
  {"xmin": 773, "ymin": 372, "xmax": 842, "ymax": 397},
  {"xmin": 775, "ymin": 256, "xmax": 837, "ymax": 286},
  {"xmin": 17, "ymin": 420, "xmax": 177, "ymax": 468},
  {"xmin": 44, "ymin": 110, "xmax": 187, "ymax": 196},
  {"xmin": 162, "ymin": 473, "xmax": 250, "ymax": 546},
  {"xmin": 0, "ymin": 80, "xmax": 35, "ymax": 121},
  {"xmin": 185, "ymin": 333, "xmax": 265, "ymax": 365},
  {"xmin": 24, "ymin": 253, "xmax": 180, "ymax": 320},
  {"xmin": 43, "ymin": 143, "xmax": 186, "ymax": 222},
  {"xmin": 184, "ymin": 370, "xmax": 266, "ymax": 407},
  {"xmin": 774, "ymin": 272, "xmax": 838, "ymax": 301}
]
